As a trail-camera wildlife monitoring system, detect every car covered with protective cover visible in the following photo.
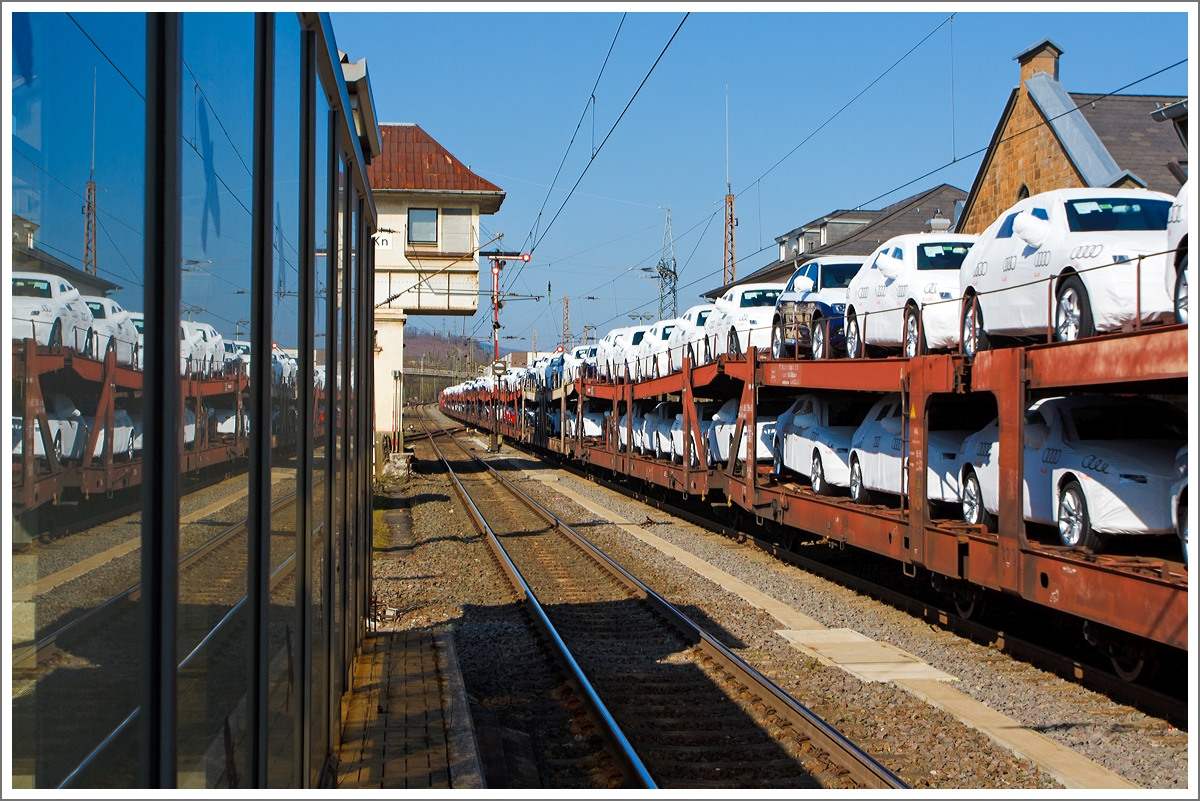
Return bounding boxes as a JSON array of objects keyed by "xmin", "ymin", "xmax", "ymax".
[{"xmin": 771, "ymin": 256, "xmax": 865, "ymax": 359}]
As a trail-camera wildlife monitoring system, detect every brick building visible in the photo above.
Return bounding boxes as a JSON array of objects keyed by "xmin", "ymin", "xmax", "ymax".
[{"xmin": 957, "ymin": 38, "xmax": 1187, "ymax": 235}]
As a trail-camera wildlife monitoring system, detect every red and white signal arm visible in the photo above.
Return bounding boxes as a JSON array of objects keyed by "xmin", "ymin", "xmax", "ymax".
[{"xmin": 554, "ymin": 345, "xmax": 564, "ymax": 353}]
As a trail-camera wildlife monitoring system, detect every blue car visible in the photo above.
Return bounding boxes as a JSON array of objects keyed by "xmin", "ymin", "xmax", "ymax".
[{"xmin": 771, "ymin": 256, "xmax": 866, "ymax": 359}]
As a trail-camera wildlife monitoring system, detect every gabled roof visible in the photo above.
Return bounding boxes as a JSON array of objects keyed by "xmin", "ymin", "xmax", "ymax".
[
  {"xmin": 367, "ymin": 124, "xmax": 505, "ymax": 213},
  {"xmin": 704, "ymin": 183, "xmax": 966, "ymax": 297},
  {"xmin": 1069, "ymin": 92, "xmax": 1188, "ymax": 194}
]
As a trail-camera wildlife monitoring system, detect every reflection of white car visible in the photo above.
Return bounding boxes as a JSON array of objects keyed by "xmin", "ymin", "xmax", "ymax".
[
  {"xmin": 12, "ymin": 393, "xmax": 88, "ymax": 461},
  {"xmin": 1170, "ymin": 446, "xmax": 1187, "ymax": 565},
  {"xmin": 666, "ymin": 303, "xmax": 715, "ymax": 370},
  {"xmin": 960, "ymin": 188, "xmax": 1174, "ymax": 357},
  {"xmin": 83, "ymin": 296, "xmax": 140, "ymax": 367},
  {"xmin": 707, "ymin": 397, "xmax": 790, "ymax": 465},
  {"xmin": 1165, "ymin": 180, "xmax": 1187, "ymax": 324},
  {"xmin": 957, "ymin": 396, "xmax": 1186, "ymax": 551},
  {"xmin": 580, "ymin": 400, "xmax": 607, "ymax": 438},
  {"xmin": 848, "ymin": 393, "xmax": 975, "ymax": 505},
  {"xmin": 83, "ymin": 408, "xmax": 138, "ymax": 460},
  {"xmin": 635, "ymin": 320, "xmax": 678, "ymax": 380},
  {"xmin": 669, "ymin": 401, "xmax": 720, "ymax": 466},
  {"xmin": 844, "ymin": 234, "xmax": 976, "ymax": 358},
  {"xmin": 180, "ymin": 323, "xmax": 206, "ymax": 375},
  {"xmin": 775, "ymin": 394, "xmax": 876, "ymax": 495},
  {"xmin": 128, "ymin": 312, "xmax": 146, "ymax": 363},
  {"xmin": 12, "ymin": 271, "xmax": 95, "ymax": 354},
  {"xmin": 771, "ymin": 256, "xmax": 865, "ymax": 359},
  {"xmin": 612, "ymin": 325, "xmax": 651, "ymax": 381},
  {"xmin": 640, "ymin": 401, "xmax": 681, "ymax": 457},
  {"xmin": 704, "ymin": 283, "xmax": 785, "ymax": 359},
  {"xmin": 596, "ymin": 328, "xmax": 630, "ymax": 381}
]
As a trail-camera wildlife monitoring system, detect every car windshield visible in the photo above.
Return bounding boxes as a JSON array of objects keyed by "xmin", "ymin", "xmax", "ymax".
[
  {"xmin": 86, "ymin": 301, "xmax": 107, "ymax": 319},
  {"xmin": 740, "ymin": 290, "xmax": 781, "ymax": 307},
  {"xmin": 1063, "ymin": 198, "xmax": 1171, "ymax": 232},
  {"xmin": 916, "ymin": 243, "xmax": 972, "ymax": 271},
  {"xmin": 1070, "ymin": 404, "xmax": 1186, "ymax": 441},
  {"xmin": 821, "ymin": 263, "xmax": 862, "ymax": 289},
  {"xmin": 696, "ymin": 310, "xmax": 711, "ymax": 326},
  {"xmin": 631, "ymin": 331, "xmax": 645, "ymax": 346},
  {"xmin": 661, "ymin": 325, "xmax": 675, "ymax": 339},
  {"xmin": 132, "ymin": 319, "xmax": 144, "ymax": 334},
  {"xmin": 13, "ymin": 278, "xmax": 52, "ymax": 298}
]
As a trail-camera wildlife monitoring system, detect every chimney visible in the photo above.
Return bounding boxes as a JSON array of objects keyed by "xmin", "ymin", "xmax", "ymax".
[{"xmin": 1013, "ymin": 37, "xmax": 1064, "ymax": 85}]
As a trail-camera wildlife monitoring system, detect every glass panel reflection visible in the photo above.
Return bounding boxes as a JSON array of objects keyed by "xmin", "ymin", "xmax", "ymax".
[
  {"xmin": 10, "ymin": 11, "xmax": 147, "ymax": 788},
  {"xmin": 176, "ymin": 11, "xmax": 253, "ymax": 788}
]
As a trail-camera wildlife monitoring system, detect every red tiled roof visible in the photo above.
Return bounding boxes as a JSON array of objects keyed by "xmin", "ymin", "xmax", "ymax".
[{"xmin": 367, "ymin": 124, "xmax": 503, "ymax": 194}]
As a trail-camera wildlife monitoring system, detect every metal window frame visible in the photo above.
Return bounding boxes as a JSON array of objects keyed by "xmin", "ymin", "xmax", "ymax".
[{"xmin": 140, "ymin": 11, "xmax": 183, "ymax": 789}]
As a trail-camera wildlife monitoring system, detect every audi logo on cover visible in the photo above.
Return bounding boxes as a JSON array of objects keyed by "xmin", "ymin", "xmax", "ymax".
[
  {"xmin": 1081, "ymin": 455, "xmax": 1110, "ymax": 474},
  {"xmin": 1002, "ymin": 256, "xmax": 1017, "ymax": 272},
  {"xmin": 976, "ymin": 441, "xmax": 991, "ymax": 457},
  {"xmin": 972, "ymin": 261, "xmax": 988, "ymax": 277},
  {"xmin": 1042, "ymin": 448, "xmax": 1061, "ymax": 465},
  {"xmin": 1034, "ymin": 250, "xmax": 1052, "ymax": 268},
  {"xmin": 1070, "ymin": 244, "xmax": 1104, "ymax": 259}
]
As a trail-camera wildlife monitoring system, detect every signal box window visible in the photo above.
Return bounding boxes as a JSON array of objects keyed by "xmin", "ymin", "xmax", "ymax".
[{"xmin": 408, "ymin": 208, "xmax": 437, "ymax": 243}]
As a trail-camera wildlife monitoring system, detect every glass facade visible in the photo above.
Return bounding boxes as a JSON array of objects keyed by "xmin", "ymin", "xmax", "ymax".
[{"xmin": 8, "ymin": 11, "xmax": 378, "ymax": 788}]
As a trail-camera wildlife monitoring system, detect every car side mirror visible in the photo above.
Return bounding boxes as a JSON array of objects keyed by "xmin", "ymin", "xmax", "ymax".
[
  {"xmin": 1025, "ymin": 422, "xmax": 1050, "ymax": 450},
  {"xmin": 792, "ymin": 276, "xmax": 815, "ymax": 294},
  {"xmin": 880, "ymin": 416, "xmax": 902, "ymax": 436},
  {"xmin": 876, "ymin": 252, "xmax": 904, "ymax": 280},
  {"xmin": 1013, "ymin": 212, "xmax": 1050, "ymax": 249},
  {"xmin": 65, "ymin": 288, "xmax": 82, "ymax": 302},
  {"xmin": 793, "ymin": 412, "xmax": 819, "ymax": 430}
]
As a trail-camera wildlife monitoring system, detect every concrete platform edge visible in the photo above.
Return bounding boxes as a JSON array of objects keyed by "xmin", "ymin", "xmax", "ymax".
[{"xmin": 434, "ymin": 629, "xmax": 485, "ymax": 789}]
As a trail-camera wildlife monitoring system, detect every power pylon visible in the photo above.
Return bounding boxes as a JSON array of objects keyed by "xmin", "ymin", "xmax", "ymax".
[
  {"xmin": 562, "ymin": 295, "xmax": 571, "ymax": 348},
  {"xmin": 656, "ymin": 208, "xmax": 677, "ymax": 319}
]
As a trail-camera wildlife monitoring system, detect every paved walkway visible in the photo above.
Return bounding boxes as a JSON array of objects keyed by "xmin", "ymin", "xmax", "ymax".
[{"xmin": 338, "ymin": 630, "xmax": 452, "ymax": 789}]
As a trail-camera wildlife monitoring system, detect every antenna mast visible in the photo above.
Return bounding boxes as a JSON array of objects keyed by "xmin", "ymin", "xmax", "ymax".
[
  {"xmin": 723, "ymin": 85, "xmax": 736, "ymax": 286},
  {"xmin": 656, "ymin": 208, "xmax": 677, "ymax": 319},
  {"xmin": 562, "ymin": 295, "xmax": 571, "ymax": 348},
  {"xmin": 83, "ymin": 68, "xmax": 99, "ymax": 276}
]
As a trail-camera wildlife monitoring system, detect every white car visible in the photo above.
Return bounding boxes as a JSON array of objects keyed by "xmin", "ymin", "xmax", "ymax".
[
  {"xmin": 957, "ymin": 396, "xmax": 1186, "ymax": 550},
  {"xmin": 12, "ymin": 271, "xmax": 95, "ymax": 354},
  {"xmin": 612, "ymin": 325, "xmax": 651, "ymax": 381},
  {"xmin": 666, "ymin": 303, "xmax": 716, "ymax": 370},
  {"xmin": 1170, "ymin": 446, "xmax": 1187, "ymax": 565},
  {"xmin": 960, "ymin": 188, "xmax": 1175, "ymax": 357},
  {"xmin": 640, "ymin": 401, "xmax": 681, "ymax": 458},
  {"xmin": 636, "ymin": 320, "xmax": 678, "ymax": 380},
  {"xmin": 669, "ymin": 401, "xmax": 721, "ymax": 466},
  {"xmin": 1166, "ymin": 180, "xmax": 1187, "ymax": 324},
  {"xmin": 128, "ymin": 312, "xmax": 146, "ymax": 358},
  {"xmin": 617, "ymin": 401, "xmax": 652, "ymax": 452},
  {"xmin": 774, "ymin": 393, "xmax": 877, "ymax": 495},
  {"xmin": 844, "ymin": 234, "xmax": 977, "ymax": 359},
  {"xmin": 596, "ymin": 328, "xmax": 630, "ymax": 381},
  {"xmin": 579, "ymin": 400, "xmax": 608, "ymax": 438},
  {"xmin": 82, "ymin": 296, "xmax": 140, "ymax": 367},
  {"xmin": 180, "ymin": 323, "xmax": 207, "ymax": 375},
  {"xmin": 848, "ymin": 393, "xmax": 976, "ymax": 506},
  {"xmin": 83, "ymin": 408, "xmax": 138, "ymax": 460},
  {"xmin": 703, "ymin": 283, "xmax": 786, "ymax": 359},
  {"xmin": 707, "ymin": 397, "xmax": 791, "ymax": 465},
  {"xmin": 771, "ymin": 256, "xmax": 866, "ymax": 360},
  {"xmin": 563, "ymin": 345, "xmax": 594, "ymax": 383},
  {"xmin": 12, "ymin": 393, "xmax": 89, "ymax": 461}
]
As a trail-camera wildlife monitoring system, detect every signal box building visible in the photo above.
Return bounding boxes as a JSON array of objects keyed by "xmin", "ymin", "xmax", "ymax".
[{"xmin": 367, "ymin": 123, "xmax": 505, "ymax": 452}]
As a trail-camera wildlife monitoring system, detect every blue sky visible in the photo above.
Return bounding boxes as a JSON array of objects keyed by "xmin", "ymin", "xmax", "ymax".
[{"xmin": 330, "ymin": 9, "xmax": 1189, "ymax": 350}]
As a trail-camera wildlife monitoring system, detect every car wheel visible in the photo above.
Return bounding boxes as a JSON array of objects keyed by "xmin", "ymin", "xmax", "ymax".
[
  {"xmin": 849, "ymin": 456, "xmax": 872, "ymax": 504},
  {"xmin": 84, "ymin": 329, "xmax": 95, "ymax": 359},
  {"xmin": 811, "ymin": 317, "xmax": 827, "ymax": 360},
  {"xmin": 126, "ymin": 435, "xmax": 135, "ymax": 460},
  {"xmin": 1057, "ymin": 479, "xmax": 1101, "ymax": 550},
  {"xmin": 961, "ymin": 468, "xmax": 995, "ymax": 531},
  {"xmin": 961, "ymin": 296, "xmax": 990, "ymax": 359},
  {"xmin": 1174, "ymin": 253, "xmax": 1188, "ymax": 325},
  {"xmin": 727, "ymin": 329, "xmax": 741, "ymax": 358},
  {"xmin": 811, "ymin": 451, "xmax": 831, "ymax": 496},
  {"xmin": 686, "ymin": 343, "xmax": 696, "ymax": 366},
  {"xmin": 771, "ymin": 321, "xmax": 788, "ymax": 359},
  {"xmin": 1055, "ymin": 275, "xmax": 1095, "ymax": 342},
  {"xmin": 49, "ymin": 319, "xmax": 63, "ymax": 348},
  {"xmin": 53, "ymin": 431, "xmax": 63, "ymax": 463},
  {"xmin": 845, "ymin": 311, "xmax": 863, "ymax": 359},
  {"xmin": 903, "ymin": 305, "xmax": 924, "ymax": 358}
]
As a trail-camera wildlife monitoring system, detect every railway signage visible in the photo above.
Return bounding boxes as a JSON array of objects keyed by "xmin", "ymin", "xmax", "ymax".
[{"xmin": 492, "ymin": 360, "xmax": 507, "ymax": 376}]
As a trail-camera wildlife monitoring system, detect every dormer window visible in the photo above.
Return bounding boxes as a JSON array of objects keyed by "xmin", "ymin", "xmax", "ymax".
[{"xmin": 408, "ymin": 208, "xmax": 437, "ymax": 244}]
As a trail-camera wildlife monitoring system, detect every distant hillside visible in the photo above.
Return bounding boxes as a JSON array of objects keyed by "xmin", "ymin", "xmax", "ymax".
[{"xmin": 403, "ymin": 328, "xmax": 507, "ymax": 371}]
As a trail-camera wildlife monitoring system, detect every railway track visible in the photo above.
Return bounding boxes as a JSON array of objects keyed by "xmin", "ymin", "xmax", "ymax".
[
  {"xmin": 418, "ymin": 410, "xmax": 903, "ymax": 790},
  {"xmin": 442, "ymin": 409, "xmax": 1185, "ymax": 727}
]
